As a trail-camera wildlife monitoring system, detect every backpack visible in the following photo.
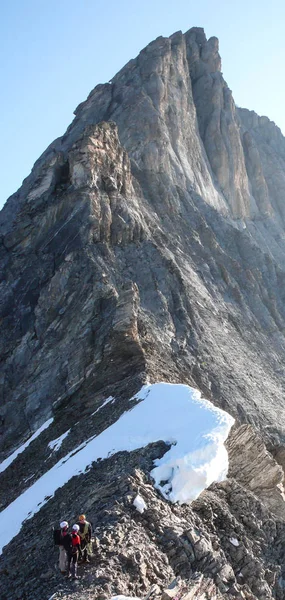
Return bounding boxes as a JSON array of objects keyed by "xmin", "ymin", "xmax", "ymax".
[
  {"xmin": 62, "ymin": 532, "xmax": 73, "ymax": 553},
  {"xmin": 53, "ymin": 528, "xmax": 62, "ymax": 546}
]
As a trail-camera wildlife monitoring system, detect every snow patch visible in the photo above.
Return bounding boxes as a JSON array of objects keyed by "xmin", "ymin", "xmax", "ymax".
[
  {"xmin": 229, "ymin": 537, "xmax": 239, "ymax": 547},
  {"xmin": 48, "ymin": 429, "xmax": 70, "ymax": 452},
  {"xmin": 0, "ymin": 418, "xmax": 54, "ymax": 474},
  {"xmin": 91, "ymin": 396, "xmax": 114, "ymax": 416},
  {"xmin": 0, "ymin": 383, "xmax": 234, "ymax": 554},
  {"xmin": 24, "ymin": 473, "xmax": 35, "ymax": 484},
  {"xmin": 133, "ymin": 494, "xmax": 147, "ymax": 514},
  {"xmin": 111, "ymin": 596, "xmax": 141, "ymax": 600}
]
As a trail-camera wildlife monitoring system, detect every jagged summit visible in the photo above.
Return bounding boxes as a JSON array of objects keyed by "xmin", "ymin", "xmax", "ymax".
[
  {"xmin": 2, "ymin": 26, "xmax": 285, "ymax": 600},
  {"xmin": 3, "ymin": 27, "xmax": 285, "ymax": 230}
]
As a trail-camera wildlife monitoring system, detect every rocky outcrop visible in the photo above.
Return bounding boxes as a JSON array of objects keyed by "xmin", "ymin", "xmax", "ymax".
[
  {"xmin": 227, "ymin": 425, "xmax": 285, "ymax": 519},
  {"xmin": 1, "ymin": 443, "xmax": 284, "ymax": 600}
]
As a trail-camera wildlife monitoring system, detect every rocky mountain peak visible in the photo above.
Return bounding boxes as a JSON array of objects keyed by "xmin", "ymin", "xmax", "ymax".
[
  {"xmin": 2, "ymin": 25, "xmax": 285, "ymax": 600},
  {"xmin": 184, "ymin": 28, "xmax": 221, "ymax": 78}
]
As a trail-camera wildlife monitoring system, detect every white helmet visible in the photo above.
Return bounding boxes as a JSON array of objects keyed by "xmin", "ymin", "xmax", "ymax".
[
  {"xmin": 60, "ymin": 521, "xmax": 68, "ymax": 529},
  {"xmin": 72, "ymin": 524, "xmax": 80, "ymax": 531}
]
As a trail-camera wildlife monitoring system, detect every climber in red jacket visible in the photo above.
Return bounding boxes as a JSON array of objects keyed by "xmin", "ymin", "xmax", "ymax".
[{"xmin": 67, "ymin": 524, "xmax": 81, "ymax": 579}]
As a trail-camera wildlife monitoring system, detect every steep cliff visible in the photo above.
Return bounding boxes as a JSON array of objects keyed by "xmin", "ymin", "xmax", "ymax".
[{"xmin": 1, "ymin": 26, "xmax": 285, "ymax": 600}]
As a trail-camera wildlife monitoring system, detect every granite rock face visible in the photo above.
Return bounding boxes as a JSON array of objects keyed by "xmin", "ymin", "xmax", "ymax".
[{"xmin": 2, "ymin": 25, "xmax": 285, "ymax": 600}]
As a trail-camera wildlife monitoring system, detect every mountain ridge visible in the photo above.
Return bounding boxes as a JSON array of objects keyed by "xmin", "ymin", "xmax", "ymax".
[{"xmin": 2, "ymin": 25, "xmax": 285, "ymax": 600}]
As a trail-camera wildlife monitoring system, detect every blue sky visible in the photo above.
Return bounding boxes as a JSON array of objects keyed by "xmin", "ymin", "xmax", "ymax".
[{"xmin": 1, "ymin": 0, "xmax": 284, "ymax": 208}]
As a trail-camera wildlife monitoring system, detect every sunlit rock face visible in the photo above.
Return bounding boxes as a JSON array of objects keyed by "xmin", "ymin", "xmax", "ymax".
[{"xmin": 185, "ymin": 29, "xmax": 251, "ymax": 218}]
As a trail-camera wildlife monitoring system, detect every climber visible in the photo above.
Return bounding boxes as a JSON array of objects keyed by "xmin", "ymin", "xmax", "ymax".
[
  {"xmin": 57, "ymin": 520, "xmax": 69, "ymax": 574},
  {"xmin": 67, "ymin": 524, "xmax": 81, "ymax": 580},
  {"xmin": 78, "ymin": 514, "xmax": 92, "ymax": 562}
]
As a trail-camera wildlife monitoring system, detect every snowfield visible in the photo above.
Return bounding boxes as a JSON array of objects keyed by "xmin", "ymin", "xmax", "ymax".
[
  {"xmin": 0, "ymin": 417, "xmax": 53, "ymax": 474},
  {"xmin": 0, "ymin": 383, "xmax": 234, "ymax": 554}
]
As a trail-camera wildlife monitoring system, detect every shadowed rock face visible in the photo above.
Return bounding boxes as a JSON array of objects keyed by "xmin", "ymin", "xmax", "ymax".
[
  {"xmin": 2, "ymin": 25, "xmax": 285, "ymax": 599},
  {"xmin": 0, "ymin": 122, "xmax": 147, "ymax": 451}
]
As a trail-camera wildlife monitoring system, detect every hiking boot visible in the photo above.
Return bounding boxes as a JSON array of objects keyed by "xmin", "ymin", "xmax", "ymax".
[
  {"xmin": 85, "ymin": 557, "xmax": 90, "ymax": 563},
  {"xmin": 72, "ymin": 575, "xmax": 80, "ymax": 580}
]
